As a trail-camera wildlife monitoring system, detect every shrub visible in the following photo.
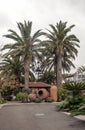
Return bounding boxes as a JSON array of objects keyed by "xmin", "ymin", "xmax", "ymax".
[
  {"xmin": 3, "ymin": 96, "xmax": 12, "ymax": 101},
  {"xmin": 79, "ymin": 105, "xmax": 85, "ymax": 111},
  {"xmin": 22, "ymin": 88, "xmax": 31, "ymax": 94},
  {"xmin": 56, "ymin": 100, "xmax": 69, "ymax": 111},
  {"xmin": 45, "ymin": 97, "xmax": 54, "ymax": 102},
  {"xmin": 12, "ymin": 87, "xmax": 22, "ymax": 95},
  {"xmin": 58, "ymin": 88, "xmax": 68, "ymax": 101},
  {"xmin": 16, "ymin": 92, "xmax": 28, "ymax": 102},
  {"xmin": 32, "ymin": 89, "xmax": 38, "ymax": 94},
  {"xmin": 63, "ymin": 82, "xmax": 85, "ymax": 96},
  {"xmin": 67, "ymin": 95, "xmax": 83, "ymax": 105},
  {"xmin": 1, "ymin": 86, "xmax": 12, "ymax": 97},
  {"xmin": 71, "ymin": 105, "xmax": 85, "ymax": 116},
  {"xmin": 1, "ymin": 86, "xmax": 13, "ymax": 101},
  {"xmin": 56, "ymin": 82, "xmax": 85, "ymax": 115},
  {"xmin": 34, "ymin": 98, "xmax": 42, "ymax": 103},
  {"xmin": 0, "ymin": 99, "xmax": 6, "ymax": 104}
]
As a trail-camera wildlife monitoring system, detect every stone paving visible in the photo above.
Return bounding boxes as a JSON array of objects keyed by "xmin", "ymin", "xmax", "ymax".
[{"xmin": 0, "ymin": 102, "xmax": 85, "ymax": 121}]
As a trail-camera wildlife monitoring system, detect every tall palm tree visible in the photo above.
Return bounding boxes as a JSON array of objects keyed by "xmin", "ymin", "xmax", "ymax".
[
  {"xmin": 1, "ymin": 21, "xmax": 43, "ymax": 89},
  {"xmin": 41, "ymin": 46, "xmax": 76, "ymax": 73},
  {"xmin": 62, "ymin": 50, "xmax": 75, "ymax": 73},
  {"xmin": 42, "ymin": 21, "xmax": 80, "ymax": 88}
]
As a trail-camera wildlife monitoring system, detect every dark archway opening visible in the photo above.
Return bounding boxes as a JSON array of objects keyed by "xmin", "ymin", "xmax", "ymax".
[{"xmin": 38, "ymin": 90, "xmax": 43, "ymax": 96}]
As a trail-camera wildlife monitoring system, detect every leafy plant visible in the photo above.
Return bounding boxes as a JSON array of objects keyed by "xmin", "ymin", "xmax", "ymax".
[
  {"xmin": 71, "ymin": 105, "xmax": 85, "ymax": 116},
  {"xmin": 56, "ymin": 100, "xmax": 69, "ymax": 111},
  {"xmin": 0, "ymin": 99, "xmax": 6, "ymax": 104},
  {"xmin": 39, "ymin": 71, "xmax": 56, "ymax": 84},
  {"xmin": 16, "ymin": 92, "xmax": 28, "ymax": 102},
  {"xmin": 1, "ymin": 86, "xmax": 12, "ymax": 96},
  {"xmin": 12, "ymin": 87, "xmax": 22, "ymax": 95},
  {"xmin": 45, "ymin": 97, "xmax": 54, "ymax": 102},
  {"xmin": 22, "ymin": 88, "xmax": 31, "ymax": 94},
  {"xmin": 1, "ymin": 86, "xmax": 13, "ymax": 101},
  {"xmin": 32, "ymin": 89, "xmax": 38, "ymax": 94},
  {"xmin": 58, "ymin": 88, "xmax": 68, "ymax": 101},
  {"xmin": 63, "ymin": 82, "xmax": 85, "ymax": 96},
  {"xmin": 56, "ymin": 83, "xmax": 85, "ymax": 115},
  {"xmin": 34, "ymin": 98, "xmax": 42, "ymax": 103}
]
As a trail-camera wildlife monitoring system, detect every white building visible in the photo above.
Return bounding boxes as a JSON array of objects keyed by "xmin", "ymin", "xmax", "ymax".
[
  {"xmin": 64, "ymin": 72, "xmax": 85, "ymax": 83},
  {"xmin": 73, "ymin": 72, "xmax": 85, "ymax": 82}
]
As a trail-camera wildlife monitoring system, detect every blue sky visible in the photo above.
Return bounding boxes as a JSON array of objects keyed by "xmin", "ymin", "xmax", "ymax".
[{"xmin": 0, "ymin": 0, "xmax": 85, "ymax": 72}]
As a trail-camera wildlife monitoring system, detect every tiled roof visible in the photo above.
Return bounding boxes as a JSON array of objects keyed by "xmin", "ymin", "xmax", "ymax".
[{"xmin": 20, "ymin": 82, "xmax": 51, "ymax": 88}]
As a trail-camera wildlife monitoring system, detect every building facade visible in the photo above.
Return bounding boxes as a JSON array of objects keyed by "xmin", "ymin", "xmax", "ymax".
[{"xmin": 65, "ymin": 72, "xmax": 85, "ymax": 83}]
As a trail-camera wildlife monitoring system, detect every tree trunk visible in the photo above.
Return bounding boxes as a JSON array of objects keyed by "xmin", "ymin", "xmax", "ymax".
[
  {"xmin": 0, "ymin": 92, "xmax": 2, "ymax": 99},
  {"xmin": 24, "ymin": 57, "xmax": 30, "ymax": 89},
  {"xmin": 56, "ymin": 48, "xmax": 63, "ymax": 88},
  {"xmin": 54, "ymin": 55, "xmax": 57, "ymax": 85}
]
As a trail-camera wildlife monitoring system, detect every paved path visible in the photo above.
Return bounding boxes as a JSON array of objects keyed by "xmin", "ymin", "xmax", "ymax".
[{"xmin": 0, "ymin": 103, "xmax": 85, "ymax": 130}]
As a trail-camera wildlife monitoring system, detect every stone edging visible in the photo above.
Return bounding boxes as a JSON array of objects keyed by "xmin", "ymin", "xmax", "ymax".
[
  {"xmin": 62, "ymin": 112, "xmax": 85, "ymax": 121},
  {"xmin": 0, "ymin": 102, "xmax": 57, "ymax": 109}
]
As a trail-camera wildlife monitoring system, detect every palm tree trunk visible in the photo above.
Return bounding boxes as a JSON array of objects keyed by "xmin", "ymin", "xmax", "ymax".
[
  {"xmin": 0, "ymin": 92, "xmax": 2, "ymax": 99},
  {"xmin": 54, "ymin": 57, "xmax": 57, "ymax": 85},
  {"xmin": 56, "ymin": 48, "xmax": 63, "ymax": 88},
  {"xmin": 24, "ymin": 57, "xmax": 30, "ymax": 89}
]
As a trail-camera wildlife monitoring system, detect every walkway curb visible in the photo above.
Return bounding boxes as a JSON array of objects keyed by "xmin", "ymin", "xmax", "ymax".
[
  {"xmin": 0, "ymin": 102, "xmax": 57, "ymax": 109},
  {"xmin": 62, "ymin": 112, "xmax": 85, "ymax": 121},
  {"xmin": 75, "ymin": 115, "xmax": 85, "ymax": 121},
  {"xmin": 0, "ymin": 104, "xmax": 4, "ymax": 109}
]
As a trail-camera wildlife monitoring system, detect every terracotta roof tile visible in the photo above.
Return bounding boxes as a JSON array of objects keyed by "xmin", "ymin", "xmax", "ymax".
[{"xmin": 20, "ymin": 82, "xmax": 51, "ymax": 88}]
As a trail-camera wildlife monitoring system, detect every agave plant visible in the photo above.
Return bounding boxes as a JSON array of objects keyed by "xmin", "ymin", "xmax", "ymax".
[{"xmin": 63, "ymin": 82, "xmax": 85, "ymax": 96}]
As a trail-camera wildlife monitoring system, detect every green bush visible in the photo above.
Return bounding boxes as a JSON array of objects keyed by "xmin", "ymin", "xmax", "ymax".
[
  {"xmin": 56, "ymin": 100, "xmax": 69, "ymax": 111},
  {"xmin": 1, "ymin": 86, "xmax": 12, "ymax": 97},
  {"xmin": 56, "ymin": 95, "xmax": 85, "ymax": 115},
  {"xmin": 34, "ymin": 98, "xmax": 42, "ymax": 103},
  {"xmin": 16, "ymin": 92, "xmax": 28, "ymax": 102},
  {"xmin": 3, "ymin": 96, "xmax": 12, "ymax": 101},
  {"xmin": 71, "ymin": 105, "xmax": 85, "ymax": 116},
  {"xmin": 63, "ymin": 82, "xmax": 85, "ymax": 96},
  {"xmin": 1, "ymin": 86, "xmax": 13, "ymax": 101},
  {"xmin": 22, "ymin": 88, "xmax": 31, "ymax": 94},
  {"xmin": 57, "ymin": 95, "xmax": 83, "ymax": 110},
  {"xmin": 58, "ymin": 88, "xmax": 68, "ymax": 101},
  {"xmin": 45, "ymin": 97, "xmax": 54, "ymax": 102},
  {"xmin": 0, "ymin": 99, "xmax": 6, "ymax": 104},
  {"xmin": 67, "ymin": 95, "xmax": 83, "ymax": 105},
  {"xmin": 56, "ymin": 82, "xmax": 85, "ymax": 115},
  {"xmin": 12, "ymin": 87, "xmax": 22, "ymax": 95},
  {"xmin": 32, "ymin": 89, "xmax": 38, "ymax": 94}
]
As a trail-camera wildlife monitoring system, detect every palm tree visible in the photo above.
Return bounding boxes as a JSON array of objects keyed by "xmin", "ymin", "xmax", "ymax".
[
  {"xmin": 77, "ymin": 66, "xmax": 85, "ymax": 73},
  {"xmin": 39, "ymin": 71, "xmax": 56, "ymax": 84},
  {"xmin": 41, "ymin": 46, "xmax": 76, "ymax": 73},
  {"xmin": 42, "ymin": 21, "xmax": 80, "ymax": 88},
  {"xmin": 0, "ymin": 56, "xmax": 23, "ymax": 82},
  {"xmin": 1, "ymin": 21, "xmax": 43, "ymax": 89},
  {"xmin": 0, "ymin": 55, "xmax": 36, "ymax": 85},
  {"xmin": 62, "ymin": 50, "xmax": 75, "ymax": 73}
]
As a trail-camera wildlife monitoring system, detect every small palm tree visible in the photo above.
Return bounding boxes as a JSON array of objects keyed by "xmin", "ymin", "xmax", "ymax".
[
  {"xmin": 0, "ymin": 56, "xmax": 23, "ymax": 82},
  {"xmin": 42, "ymin": 21, "xmax": 80, "ymax": 88},
  {"xmin": 1, "ymin": 21, "xmax": 43, "ymax": 89}
]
